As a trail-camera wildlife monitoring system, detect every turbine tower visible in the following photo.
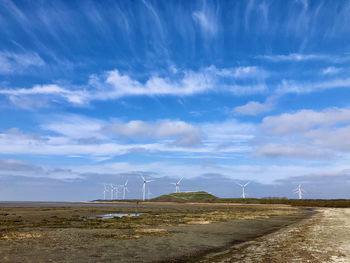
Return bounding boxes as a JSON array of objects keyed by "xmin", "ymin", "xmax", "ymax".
[
  {"xmin": 103, "ymin": 184, "xmax": 109, "ymax": 200},
  {"xmin": 237, "ymin": 182, "xmax": 250, "ymax": 198},
  {"xmin": 113, "ymin": 185, "xmax": 119, "ymax": 200},
  {"xmin": 171, "ymin": 177, "xmax": 183, "ymax": 193},
  {"xmin": 141, "ymin": 175, "xmax": 153, "ymax": 201},
  {"xmin": 110, "ymin": 184, "xmax": 114, "ymax": 200},
  {"xmin": 294, "ymin": 184, "xmax": 305, "ymax": 199},
  {"xmin": 121, "ymin": 180, "xmax": 129, "ymax": 200}
]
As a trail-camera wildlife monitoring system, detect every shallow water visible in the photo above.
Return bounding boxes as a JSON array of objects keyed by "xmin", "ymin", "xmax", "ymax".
[{"xmin": 92, "ymin": 213, "xmax": 143, "ymax": 219}]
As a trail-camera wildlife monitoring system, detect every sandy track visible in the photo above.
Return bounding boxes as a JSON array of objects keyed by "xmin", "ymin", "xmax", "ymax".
[{"xmin": 201, "ymin": 208, "xmax": 350, "ymax": 263}]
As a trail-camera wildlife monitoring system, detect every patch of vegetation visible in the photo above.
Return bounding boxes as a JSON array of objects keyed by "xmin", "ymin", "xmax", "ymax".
[
  {"xmin": 152, "ymin": 191, "xmax": 218, "ymax": 202},
  {"xmin": 218, "ymin": 197, "xmax": 350, "ymax": 208},
  {"xmin": 151, "ymin": 191, "xmax": 350, "ymax": 208}
]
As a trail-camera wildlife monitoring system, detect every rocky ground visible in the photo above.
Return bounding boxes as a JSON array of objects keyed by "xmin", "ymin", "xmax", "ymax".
[{"xmin": 200, "ymin": 208, "xmax": 350, "ymax": 263}]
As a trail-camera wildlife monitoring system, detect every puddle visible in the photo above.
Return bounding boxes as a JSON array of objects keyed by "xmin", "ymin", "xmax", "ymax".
[{"xmin": 91, "ymin": 213, "xmax": 144, "ymax": 219}]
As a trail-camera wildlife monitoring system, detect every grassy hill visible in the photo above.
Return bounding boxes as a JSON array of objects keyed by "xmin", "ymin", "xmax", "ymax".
[{"xmin": 152, "ymin": 191, "xmax": 219, "ymax": 202}]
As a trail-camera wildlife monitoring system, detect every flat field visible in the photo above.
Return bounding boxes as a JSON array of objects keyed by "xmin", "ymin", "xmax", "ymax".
[{"xmin": 0, "ymin": 202, "xmax": 306, "ymax": 262}]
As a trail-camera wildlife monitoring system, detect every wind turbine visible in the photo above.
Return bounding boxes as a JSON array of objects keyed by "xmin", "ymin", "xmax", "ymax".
[
  {"xmin": 113, "ymin": 185, "xmax": 120, "ymax": 200},
  {"xmin": 103, "ymin": 184, "xmax": 109, "ymax": 200},
  {"xmin": 171, "ymin": 177, "xmax": 183, "ymax": 193},
  {"xmin": 110, "ymin": 184, "xmax": 114, "ymax": 200},
  {"xmin": 236, "ymin": 182, "xmax": 250, "ymax": 198},
  {"xmin": 141, "ymin": 175, "xmax": 153, "ymax": 201},
  {"xmin": 121, "ymin": 180, "xmax": 129, "ymax": 200},
  {"xmin": 293, "ymin": 184, "xmax": 305, "ymax": 199}
]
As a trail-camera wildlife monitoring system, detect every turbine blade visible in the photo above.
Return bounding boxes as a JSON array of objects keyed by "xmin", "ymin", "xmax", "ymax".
[
  {"xmin": 244, "ymin": 182, "xmax": 250, "ymax": 187},
  {"xmin": 177, "ymin": 177, "xmax": 183, "ymax": 184},
  {"xmin": 141, "ymin": 175, "xmax": 145, "ymax": 181},
  {"xmin": 125, "ymin": 180, "xmax": 128, "ymax": 186}
]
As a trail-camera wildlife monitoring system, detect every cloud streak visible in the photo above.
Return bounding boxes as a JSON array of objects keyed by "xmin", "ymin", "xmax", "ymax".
[
  {"xmin": 0, "ymin": 51, "xmax": 45, "ymax": 74},
  {"xmin": 0, "ymin": 66, "xmax": 269, "ymax": 107}
]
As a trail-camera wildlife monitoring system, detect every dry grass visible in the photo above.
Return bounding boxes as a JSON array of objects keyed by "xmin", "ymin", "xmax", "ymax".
[
  {"xmin": 98, "ymin": 233, "xmax": 141, "ymax": 239},
  {"xmin": 134, "ymin": 228, "xmax": 169, "ymax": 234},
  {"xmin": 0, "ymin": 232, "xmax": 42, "ymax": 240},
  {"xmin": 0, "ymin": 204, "xmax": 298, "ymax": 239}
]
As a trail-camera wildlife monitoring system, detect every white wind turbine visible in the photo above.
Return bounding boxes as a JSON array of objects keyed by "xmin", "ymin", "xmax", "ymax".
[
  {"xmin": 110, "ymin": 184, "xmax": 114, "ymax": 200},
  {"xmin": 121, "ymin": 180, "xmax": 129, "ymax": 200},
  {"xmin": 113, "ymin": 184, "xmax": 120, "ymax": 200},
  {"xmin": 236, "ymin": 182, "xmax": 250, "ymax": 198},
  {"xmin": 294, "ymin": 184, "xmax": 305, "ymax": 199},
  {"xmin": 171, "ymin": 177, "xmax": 183, "ymax": 193},
  {"xmin": 103, "ymin": 184, "xmax": 109, "ymax": 200},
  {"xmin": 141, "ymin": 175, "xmax": 153, "ymax": 201}
]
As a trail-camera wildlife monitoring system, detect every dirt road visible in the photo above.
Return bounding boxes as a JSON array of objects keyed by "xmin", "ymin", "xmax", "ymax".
[{"xmin": 200, "ymin": 208, "xmax": 350, "ymax": 263}]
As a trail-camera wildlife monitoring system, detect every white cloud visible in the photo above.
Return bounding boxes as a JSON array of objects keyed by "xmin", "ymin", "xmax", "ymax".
[
  {"xmin": 0, "ymin": 51, "xmax": 45, "ymax": 74},
  {"xmin": 0, "ymin": 84, "xmax": 88, "ymax": 105},
  {"xmin": 41, "ymin": 114, "xmax": 106, "ymax": 140},
  {"xmin": 211, "ymin": 66, "xmax": 269, "ymax": 79},
  {"xmin": 105, "ymin": 120, "xmax": 202, "ymax": 146},
  {"xmin": 1, "ymin": 66, "xmax": 269, "ymax": 108},
  {"xmin": 306, "ymin": 126, "xmax": 350, "ymax": 152},
  {"xmin": 261, "ymin": 108, "xmax": 350, "ymax": 136},
  {"xmin": 322, "ymin": 66, "xmax": 342, "ymax": 75},
  {"xmin": 0, "ymin": 158, "xmax": 79, "ymax": 179},
  {"xmin": 233, "ymin": 97, "xmax": 275, "ymax": 116},
  {"xmin": 254, "ymin": 107, "xmax": 350, "ymax": 159},
  {"xmin": 0, "ymin": 115, "xmax": 256, "ymax": 160},
  {"xmin": 192, "ymin": 1, "xmax": 219, "ymax": 38},
  {"xmin": 256, "ymin": 53, "xmax": 328, "ymax": 62},
  {"xmin": 253, "ymin": 144, "xmax": 331, "ymax": 159},
  {"xmin": 1, "ymin": 84, "xmax": 65, "ymax": 95},
  {"xmin": 277, "ymin": 78, "xmax": 350, "ymax": 94}
]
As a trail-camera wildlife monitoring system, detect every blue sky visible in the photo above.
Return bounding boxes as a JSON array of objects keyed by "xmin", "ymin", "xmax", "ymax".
[{"xmin": 1, "ymin": 0, "xmax": 350, "ymax": 201}]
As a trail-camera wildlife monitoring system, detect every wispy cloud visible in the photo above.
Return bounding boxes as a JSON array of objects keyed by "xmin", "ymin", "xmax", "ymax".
[
  {"xmin": 0, "ymin": 66, "xmax": 269, "ymax": 107},
  {"xmin": 277, "ymin": 78, "xmax": 350, "ymax": 94},
  {"xmin": 0, "ymin": 84, "xmax": 87, "ymax": 105},
  {"xmin": 192, "ymin": 0, "xmax": 219, "ymax": 38},
  {"xmin": 322, "ymin": 66, "xmax": 342, "ymax": 75},
  {"xmin": 256, "ymin": 53, "xmax": 328, "ymax": 62},
  {"xmin": 0, "ymin": 51, "xmax": 45, "ymax": 74}
]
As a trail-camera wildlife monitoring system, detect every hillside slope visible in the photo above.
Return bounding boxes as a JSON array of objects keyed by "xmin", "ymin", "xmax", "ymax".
[{"xmin": 152, "ymin": 191, "xmax": 218, "ymax": 202}]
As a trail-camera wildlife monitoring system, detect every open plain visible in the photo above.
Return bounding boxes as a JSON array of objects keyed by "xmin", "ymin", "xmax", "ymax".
[
  {"xmin": 1, "ymin": 202, "xmax": 349, "ymax": 262},
  {"xmin": 0, "ymin": 202, "xmax": 306, "ymax": 262}
]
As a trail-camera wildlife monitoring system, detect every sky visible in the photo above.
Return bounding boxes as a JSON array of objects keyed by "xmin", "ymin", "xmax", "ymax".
[{"xmin": 1, "ymin": 0, "xmax": 350, "ymax": 201}]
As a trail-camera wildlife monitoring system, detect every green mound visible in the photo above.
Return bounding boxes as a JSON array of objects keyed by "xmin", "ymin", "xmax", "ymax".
[{"xmin": 152, "ymin": 191, "xmax": 218, "ymax": 202}]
